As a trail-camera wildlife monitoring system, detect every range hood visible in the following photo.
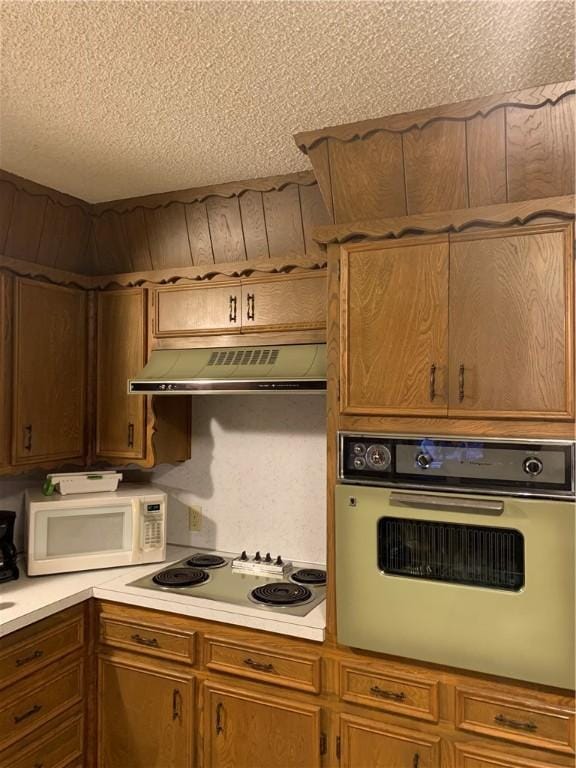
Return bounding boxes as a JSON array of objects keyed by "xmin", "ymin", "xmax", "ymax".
[{"xmin": 129, "ymin": 344, "xmax": 326, "ymax": 394}]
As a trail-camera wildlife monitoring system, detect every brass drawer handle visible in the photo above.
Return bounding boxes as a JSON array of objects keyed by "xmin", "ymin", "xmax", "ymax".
[
  {"xmin": 229, "ymin": 295, "xmax": 237, "ymax": 323},
  {"xmin": 370, "ymin": 685, "xmax": 406, "ymax": 702},
  {"xmin": 494, "ymin": 713, "xmax": 538, "ymax": 733},
  {"xmin": 458, "ymin": 364, "xmax": 465, "ymax": 402},
  {"xmin": 247, "ymin": 293, "xmax": 255, "ymax": 321},
  {"xmin": 131, "ymin": 633, "xmax": 159, "ymax": 648},
  {"xmin": 172, "ymin": 688, "xmax": 182, "ymax": 721},
  {"xmin": 243, "ymin": 657, "xmax": 275, "ymax": 673},
  {"xmin": 24, "ymin": 424, "xmax": 32, "ymax": 452},
  {"xmin": 216, "ymin": 701, "xmax": 224, "ymax": 735},
  {"xmin": 15, "ymin": 649, "xmax": 44, "ymax": 667},
  {"xmin": 429, "ymin": 363, "xmax": 436, "ymax": 402},
  {"xmin": 14, "ymin": 703, "xmax": 42, "ymax": 724}
]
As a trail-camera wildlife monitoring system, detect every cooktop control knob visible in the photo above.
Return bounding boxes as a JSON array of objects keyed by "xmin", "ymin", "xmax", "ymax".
[
  {"xmin": 366, "ymin": 444, "xmax": 392, "ymax": 471},
  {"xmin": 240, "ymin": 550, "xmax": 248, "ymax": 561},
  {"xmin": 523, "ymin": 456, "xmax": 544, "ymax": 476},
  {"xmin": 416, "ymin": 452, "xmax": 433, "ymax": 470},
  {"xmin": 264, "ymin": 552, "xmax": 272, "ymax": 563},
  {"xmin": 275, "ymin": 555, "xmax": 283, "ymax": 566},
  {"xmin": 254, "ymin": 551, "xmax": 261, "ymax": 562}
]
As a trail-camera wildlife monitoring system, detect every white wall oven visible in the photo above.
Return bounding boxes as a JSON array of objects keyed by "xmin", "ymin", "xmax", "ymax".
[
  {"xmin": 26, "ymin": 486, "xmax": 166, "ymax": 576},
  {"xmin": 336, "ymin": 434, "xmax": 575, "ymax": 689}
]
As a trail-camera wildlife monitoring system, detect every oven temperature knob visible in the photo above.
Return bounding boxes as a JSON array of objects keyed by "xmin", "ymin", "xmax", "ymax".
[
  {"xmin": 523, "ymin": 457, "xmax": 544, "ymax": 476},
  {"xmin": 366, "ymin": 445, "xmax": 391, "ymax": 471},
  {"xmin": 416, "ymin": 452, "xmax": 433, "ymax": 470}
]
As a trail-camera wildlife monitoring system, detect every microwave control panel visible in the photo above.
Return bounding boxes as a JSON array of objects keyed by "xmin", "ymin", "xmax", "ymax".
[
  {"xmin": 141, "ymin": 502, "xmax": 164, "ymax": 550},
  {"xmin": 339, "ymin": 433, "xmax": 575, "ymax": 497}
]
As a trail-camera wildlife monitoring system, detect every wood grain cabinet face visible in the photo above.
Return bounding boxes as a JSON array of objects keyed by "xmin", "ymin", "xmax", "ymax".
[
  {"xmin": 0, "ymin": 712, "xmax": 84, "ymax": 768},
  {"xmin": 12, "ymin": 279, "xmax": 87, "ymax": 465},
  {"xmin": 154, "ymin": 282, "xmax": 242, "ymax": 337},
  {"xmin": 241, "ymin": 272, "xmax": 326, "ymax": 333},
  {"xmin": 341, "ymin": 236, "xmax": 449, "ymax": 416},
  {"xmin": 453, "ymin": 742, "xmax": 564, "ymax": 768},
  {"xmin": 98, "ymin": 655, "xmax": 193, "ymax": 768},
  {"xmin": 0, "ymin": 273, "xmax": 11, "ymax": 470},
  {"xmin": 339, "ymin": 713, "xmax": 441, "ymax": 768},
  {"xmin": 96, "ymin": 289, "xmax": 147, "ymax": 459},
  {"xmin": 203, "ymin": 682, "xmax": 322, "ymax": 768},
  {"xmin": 448, "ymin": 224, "xmax": 574, "ymax": 420}
]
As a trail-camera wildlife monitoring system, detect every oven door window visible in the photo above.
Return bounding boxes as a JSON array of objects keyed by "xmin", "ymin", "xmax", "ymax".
[
  {"xmin": 378, "ymin": 517, "xmax": 525, "ymax": 591},
  {"xmin": 35, "ymin": 504, "xmax": 133, "ymax": 559}
]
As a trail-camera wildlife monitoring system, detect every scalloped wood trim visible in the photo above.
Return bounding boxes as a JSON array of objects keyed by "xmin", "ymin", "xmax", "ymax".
[
  {"xmin": 0, "ymin": 169, "xmax": 91, "ymax": 213},
  {"xmin": 92, "ymin": 170, "xmax": 318, "ymax": 216},
  {"xmin": 312, "ymin": 196, "xmax": 576, "ymax": 245},
  {"xmin": 294, "ymin": 81, "xmax": 575, "ymax": 152},
  {"xmin": 90, "ymin": 255, "xmax": 327, "ymax": 289},
  {"xmin": 0, "ymin": 252, "xmax": 326, "ymax": 290}
]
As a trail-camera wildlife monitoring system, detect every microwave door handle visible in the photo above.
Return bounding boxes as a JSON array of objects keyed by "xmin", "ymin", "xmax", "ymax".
[{"xmin": 389, "ymin": 492, "xmax": 504, "ymax": 515}]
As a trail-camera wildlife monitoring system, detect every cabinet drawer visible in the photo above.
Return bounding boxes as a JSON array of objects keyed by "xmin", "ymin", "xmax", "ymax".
[
  {"xmin": 0, "ymin": 713, "xmax": 83, "ymax": 768},
  {"xmin": 455, "ymin": 687, "xmax": 575, "ymax": 755},
  {"xmin": 100, "ymin": 614, "xmax": 196, "ymax": 664},
  {"xmin": 0, "ymin": 659, "xmax": 83, "ymax": 751},
  {"xmin": 205, "ymin": 636, "xmax": 321, "ymax": 693},
  {"xmin": 0, "ymin": 613, "xmax": 83, "ymax": 689},
  {"xmin": 454, "ymin": 742, "xmax": 565, "ymax": 768},
  {"xmin": 340, "ymin": 662, "xmax": 439, "ymax": 722}
]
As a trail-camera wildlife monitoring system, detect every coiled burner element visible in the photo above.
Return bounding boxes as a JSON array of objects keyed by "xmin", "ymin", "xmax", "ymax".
[
  {"xmin": 152, "ymin": 568, "xmax": 209, "ymax": 588},
  {"xmin": 250, "ymin": 582, "xmax": 312, "ymax": 606}
]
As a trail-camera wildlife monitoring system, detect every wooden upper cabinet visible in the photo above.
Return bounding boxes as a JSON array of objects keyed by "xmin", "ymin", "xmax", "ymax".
[
  {"xmin": 154, "ymin": 281, "xmax": 242, "ymax": 337},
  {"xmin": 339, "ymin": 714, "xmax": 441, "ymax": 768},
  {"xmin": 341, "ymin": 236, "xmax": 449, "ymax": 416},
  {"xmin": 241, "ymin": 273, "xmax": 326, "ymax": 332},
  {"xmin": 96, "ymin": 289, "xmax": 147, "ymax": 459},
  {"xmin": 0, "ymin": 273, "xmax": 11, "ymax": 470},
  {"xmin": 12, "ymin": 279, "xmax": 87, "ymax": 465},
  {"xmin": 449, "ymin": 223, "xmax": 574, "ymax": 420},
  {"xmin": 203, "ymin": 682, "xmax": 321, "ymax": 768}
]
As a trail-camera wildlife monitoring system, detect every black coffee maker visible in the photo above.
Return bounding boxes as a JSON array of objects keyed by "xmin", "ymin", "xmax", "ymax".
[{"xmin": 0, "ymin": 510, "xmax": 19, "ymax": 583}]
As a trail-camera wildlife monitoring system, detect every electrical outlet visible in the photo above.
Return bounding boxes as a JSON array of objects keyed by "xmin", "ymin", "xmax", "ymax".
[{"xmin": 188, "ymin": 505, "xmax": 202, "ymax": 532}]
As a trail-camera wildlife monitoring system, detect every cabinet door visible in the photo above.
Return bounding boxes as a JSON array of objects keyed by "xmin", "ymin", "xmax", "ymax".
[
  {"xmin": 449, "ymin": 224, "xmax": 574, "ymax": 419},
  {"xmin": 204, "ymin": 682, "xmax": 321, "ymax": 768},
  {"xmin": 153, "ymin": 282, "xmax": 241, "ymax": 337},
  {"xmin": 96, "ymin": 289, "xmax": 147, "ymax": 459},
  {"xmin": 13, "ymin": 279, "xmax": 87, "ymax": 465},
  {"xmin": 341, "ymin": 236, "xmax": 449, "ymax": 415},
  {"xmin": 241, "ymin": 273, "xmax": 326, "ymax": 333},
  {"xmin": 98, "ymin": 655, "xmax": 193, "ymax": 768},
  {"xmin": 340, "ymin": 714, "xmax": 441, "ymax": 768},
  {"xmin": 0, "ymin": 273, "xmax": 10, "ymax": 469}
]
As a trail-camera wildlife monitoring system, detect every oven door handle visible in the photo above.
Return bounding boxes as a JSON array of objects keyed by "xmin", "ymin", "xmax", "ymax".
[{"xmin": 389, "ymin": 492, "xmax": 504, "ymax": 515}]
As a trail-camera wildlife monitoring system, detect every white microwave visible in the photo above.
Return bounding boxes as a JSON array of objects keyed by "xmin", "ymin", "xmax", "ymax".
[{"xmin": 26, "ymin": 485, "xmax": 167, "ymax": 576}]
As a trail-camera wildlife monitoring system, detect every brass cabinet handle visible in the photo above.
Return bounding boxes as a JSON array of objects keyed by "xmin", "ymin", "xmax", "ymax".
[
  {"xmin": 127, "ymin": 422, "xmax": 135, "ymax": 448},
  {"xmin": 14, "ymin": 703, "xmax": 42, "ymax": 724},
  {"xmin": 243, "ymin": 657, "xmax": 275, "ymax": 673},
  {"xmin": 429, "ymin": 363, "xmax": 436, "ymax": 402},
  {"xmin": 24, "ymin": 424, "xmax": 32, "ymax": 452},
  {"xmin": 370, "ymin": 685, "xmax": 406, "ymax": 702},
  {"xmin": 216, "ymin": 701, "xmax": 224, "ymax": 735},
  {"xmin": 172, "ymin": 688, "xmax": 182, "ymax": 721},
  {"xmin": 15, "ymin": 649, "xmax": 44, "ymax": 667},
  {"xmin": 247, "ymin": 293, "xmax": 255, "ymax": 321},
  {"xmin": 131, "ymin": 633, "xmax": 159, "ymax": 648},
  {"xmin": 229, "ymin": 295, "xmax": 237, "ymax": 323},
  {"xmin": 494, "ymin": 713, "xmax": 538, "ymax": 732},
  {"xmin": 458, "ymin": 364, "xmax": 465, "ymax": 402},
  {"xmin": 413, "ymin": 754, "xmax": 420, "ymax": 768}
]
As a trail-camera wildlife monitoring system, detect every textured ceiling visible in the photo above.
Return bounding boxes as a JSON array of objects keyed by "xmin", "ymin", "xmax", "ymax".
[{"xmin": 0, "ymin": 0, "xmax": 574, "ymax": 203}]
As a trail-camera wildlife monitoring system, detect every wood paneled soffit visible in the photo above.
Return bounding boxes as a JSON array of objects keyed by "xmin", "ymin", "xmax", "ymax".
[
  {"xmin": 294, "ymin": 81, "xmax": 575, "ymax": 151},
  {"xmin": 312, "ymin": 195, "xmax": 576, "ymax": 246}
]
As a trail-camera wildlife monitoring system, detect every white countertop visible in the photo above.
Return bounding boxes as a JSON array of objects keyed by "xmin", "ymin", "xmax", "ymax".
[{"xmin": 0, "ymin": 546, "xmax": 326, "ymax": 642}]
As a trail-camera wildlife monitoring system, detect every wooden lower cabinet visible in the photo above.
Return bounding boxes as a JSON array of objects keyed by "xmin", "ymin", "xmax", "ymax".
[
  {"xmin": 203, "ymin": 682, "xmax": 322, "ymax": 768},
  {"xmin": 339, "ymin": 713, "xmax": 441, "ymax": 768},
  {"xmin": 452, "ymin": 742, "xmax": 566, "ymax": 768},
  {"xmin": 98, "ymin": 653, "xmax": 194, "ymax": 768}
]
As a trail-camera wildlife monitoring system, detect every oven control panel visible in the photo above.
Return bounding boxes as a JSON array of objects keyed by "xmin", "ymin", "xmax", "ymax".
[{"xmin": 340, "ymin": 433, "xmax": 575, "ymax": 497}]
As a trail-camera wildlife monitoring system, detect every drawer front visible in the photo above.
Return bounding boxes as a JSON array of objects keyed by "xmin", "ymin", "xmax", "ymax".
[
  {"xmin": 0, "ymin": 610, "xmax": 84, "ymax": 688},
  {"xmin": 0, "ymin": 660, "xmax": 83, "ymax": 751},
  {"xmin": 340, "ymin": 662, "xmax": 439, "ymax": 722},
  {"xmin": 205, "ymin": 636, "xmax": 321, "ymax": 693},
  {"xmin": 455, "ymin": 687, "xmax": 575, "ymax": 755},
  {"xmin": 100, "ymin": 615, "xmax": 196, "ymax": 664},
  {"xmin": 0, "ymin": 713, "xmax": 83, "ymax": 768},
  {"xmin": 454, "ymin": 742, "xmax": 563, "ymax": 768},
  {"xmin": 0, "ymin": 616, "xmax": 83, "ymax": 689}
]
